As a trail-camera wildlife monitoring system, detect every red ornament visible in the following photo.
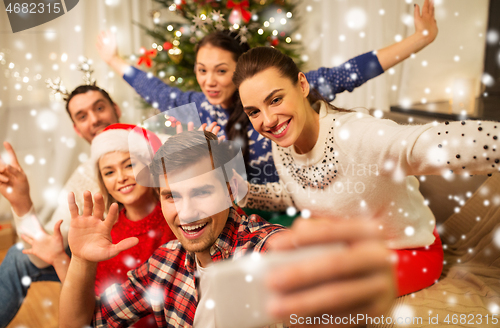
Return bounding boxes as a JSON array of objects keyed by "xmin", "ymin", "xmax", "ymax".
[
  {"xmin": 163, "ymin": 41, "xmax": 173, "ymax": 50},
  {"xmin": 176, "ymin": 0, "xmax": 186, "ymax": 10},
  {"xmin": 226, "ymin": 0, "xmax": 251, "ymax": 23},
  {"xmin": 137, "ymin": 47, "xmax": 157, "ymax": 68},
  {"xmin": 271, "ymin": 38, "xmax": 279, "ymax": 46}
]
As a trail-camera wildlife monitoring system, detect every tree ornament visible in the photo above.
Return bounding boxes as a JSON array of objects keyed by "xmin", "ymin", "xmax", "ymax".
[
  {"xmin": 271, "ymin": 37, "xmax": 279, "ymax": 46},
  {"xmin": 150, "ymin": 10, "xmax": 160, "ymax": 18},
  {"xmin": 168, "ymin": 47, "xmax": 183, "ymax": 64},
  {"xmin": 163, "ymin": 41, "xmax": 173, "ymax": 51},
  {"xmin": 150, "ymin": 10, "xmax": 161, "ymax": 24},
  {"xmin": 137, "ymin": 47, "xmax": 157, "ymax": 68},
  {"xmin": 229, "ymin": 9, "xmax": 242, "ymax": 25},
  {"xmin": 226, "ymin": 0, "xmax": 251, "ymax": 23},
  {"xmin": 175, "ymin": 0, "xmax": 186, "ymax": 10}
]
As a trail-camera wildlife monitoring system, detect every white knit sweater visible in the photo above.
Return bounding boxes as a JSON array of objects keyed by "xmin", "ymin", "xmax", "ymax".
[{"xmin": 241, "ymin": 102, "xmax": 500, "ymax": 249}]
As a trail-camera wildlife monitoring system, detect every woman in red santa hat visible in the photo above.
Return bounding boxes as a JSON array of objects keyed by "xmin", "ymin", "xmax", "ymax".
[{"xmin": 21, "ymin": 123, "xmax": 175, "ymax": 328}]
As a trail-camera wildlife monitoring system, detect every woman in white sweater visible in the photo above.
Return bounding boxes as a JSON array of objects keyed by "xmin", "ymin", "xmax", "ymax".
[{"xmin": 232, "ymin": 46, "xmax": 500, "ymax": 296}]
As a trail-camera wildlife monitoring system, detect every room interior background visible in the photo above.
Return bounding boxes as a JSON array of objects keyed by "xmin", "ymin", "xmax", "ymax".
[{"xmin": 0, "ymin": 0, "xmax": 492, "ymax": 224}]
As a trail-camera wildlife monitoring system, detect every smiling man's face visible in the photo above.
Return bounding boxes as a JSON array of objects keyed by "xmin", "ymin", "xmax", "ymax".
[
  {"xmin": 159, "ymin": 156, "xmax": 231, "ymax": 259},
  {"xmin": 68, "ymin": 90, "xmax": 121, "ymax": 143}
]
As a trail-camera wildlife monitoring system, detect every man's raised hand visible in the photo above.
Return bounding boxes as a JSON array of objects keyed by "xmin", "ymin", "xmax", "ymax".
[{"xmin": 67, "ymin": 191, "xmax": 138, "ymax": 262}]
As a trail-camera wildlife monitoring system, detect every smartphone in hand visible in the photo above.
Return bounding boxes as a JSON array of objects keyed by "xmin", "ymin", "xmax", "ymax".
[{"xmin": 208, "ymin": 244, "xmax": 344, "ymax": 328}]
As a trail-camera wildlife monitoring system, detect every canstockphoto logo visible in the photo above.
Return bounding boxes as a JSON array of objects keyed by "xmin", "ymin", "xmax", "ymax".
[{"xmin": 4, "ymin": 0, "xmax": 79, "ymax": 33}]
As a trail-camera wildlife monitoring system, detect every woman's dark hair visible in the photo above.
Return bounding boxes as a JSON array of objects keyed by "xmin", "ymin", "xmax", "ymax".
[
  {"xmin": 233, "ymin": 46, "xmax": 349, "ymax": 112},
  {"xmin": 65, "ymin": 85, "xmax": 115, "ymax": 122},
  {"xmin": 195, "ymin": 31, "xmax": 252, "ymax": 172}
]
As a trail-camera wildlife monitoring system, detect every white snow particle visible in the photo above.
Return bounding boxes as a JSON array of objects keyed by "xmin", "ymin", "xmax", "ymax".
[
  {"xmin": 21, "ymin": 276, "xmax": 32, "ymax": 287},
  {"xmin": 489, "ymin": 303, "xmax": 500, "ymax": 314},
  {"xmin": 24, "ymin": 154, "xmax": 35, "ymax": 165},
  {"xmin": 339, "ymin": 129, "xmax": 350, "ymax": 140},
  {"xmin": 405, "ymin": 226, "xmax": 415, "ymax": 236},
  {"xmin": 373, "ymin": 109, "xmax": 383, "ymax": 118},
  {"xmin": 123, "ymin": 255, "xmax": 136, "ymax": 268},
  {"xmin": 205, "ymin": 299, "xmax": 215, "ymax": 309}
]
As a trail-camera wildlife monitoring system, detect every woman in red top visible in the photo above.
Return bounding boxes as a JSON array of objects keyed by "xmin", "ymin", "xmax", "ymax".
[{"xmin": 22, "ymin": 124, "xmax": 175, "ymax": 327}]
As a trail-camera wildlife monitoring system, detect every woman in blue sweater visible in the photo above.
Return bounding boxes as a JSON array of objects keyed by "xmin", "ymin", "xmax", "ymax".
[{"xmin": 97, "ymin": 3, "xmax": 437, "ymax": 185}]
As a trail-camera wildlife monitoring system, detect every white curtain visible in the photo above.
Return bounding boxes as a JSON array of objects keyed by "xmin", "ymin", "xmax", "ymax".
[
  {"xmin": 297, "ymin": 0, "xmax": 488, "ymax": 112},
  {"xmin": 296, "ymin": 0, "xmax": 408, "ymax": 111}
]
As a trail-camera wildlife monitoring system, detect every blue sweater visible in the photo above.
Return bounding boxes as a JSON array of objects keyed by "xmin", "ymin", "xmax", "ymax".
[{"xmin": 123, "ymin": 51, "xmax": 383, "ymax": 184}]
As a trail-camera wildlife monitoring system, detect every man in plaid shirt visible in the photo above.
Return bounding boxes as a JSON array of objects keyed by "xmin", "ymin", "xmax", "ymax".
[
  {"xmin": 59, "ymin": 130, "xmax": 396, "ymax": 327},
  {"xmin": 59, "ymin": 130, "xmax": 286, "ymax": 327}
]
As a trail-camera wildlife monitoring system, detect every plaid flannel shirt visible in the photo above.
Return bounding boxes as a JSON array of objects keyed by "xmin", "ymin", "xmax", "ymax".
[{"xmin": 93, "ymin": 207, "xmax": 285, "ymax": 327}]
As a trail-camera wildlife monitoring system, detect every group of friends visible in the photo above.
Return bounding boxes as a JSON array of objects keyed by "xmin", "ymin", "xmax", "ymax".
[{"xmin": 0, "ymin": 1, "xmax": 498, "ymax": 326}]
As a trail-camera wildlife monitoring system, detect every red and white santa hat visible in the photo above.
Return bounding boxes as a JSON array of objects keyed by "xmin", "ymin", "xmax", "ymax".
[{"xmin": 90, "ymin": 123, "xmax": 162, "ymax": 164}]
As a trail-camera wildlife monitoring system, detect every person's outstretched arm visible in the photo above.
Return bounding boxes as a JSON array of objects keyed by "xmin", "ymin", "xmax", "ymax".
[
  {"xmin": 305, "ymin": 0, "xmax": 437, "ymax": 99},
  {"xmin": 59, "ymin": 191, "xmax": 139, "ymax": 327},
  {"xmin": 96, "ymin": 30, "xmax": 130, "ymax": 76},
  {"xmin": 376, "ymin": 0, "xmax": 437, "ymax": 70},
  {"xmin": 96, "ymin": 30, "xmax": 202, "ymax": 114}
]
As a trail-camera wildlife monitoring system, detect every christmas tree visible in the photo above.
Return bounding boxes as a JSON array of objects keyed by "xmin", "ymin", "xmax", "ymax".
[{"xmin": 134, "ymin": 0, "xmax": 302, "ymax": 92}]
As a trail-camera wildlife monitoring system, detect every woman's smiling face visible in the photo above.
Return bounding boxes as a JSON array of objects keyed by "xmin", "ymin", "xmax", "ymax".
[
  {"xmin": 99, "ymin": 151, "xmax": 153, "ymax": 206},
  {"xmin": 238, "ymin": 67, "xmax": 311, "ymax": 149}
]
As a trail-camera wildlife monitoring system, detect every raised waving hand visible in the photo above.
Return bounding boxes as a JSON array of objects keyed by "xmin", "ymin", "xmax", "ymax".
[
  {"xmin": 67, "ymin": 191, "xmax": 138, "ymax": 262},
  {"xmin": 414, "ymin": 0, "xmax": 437, "ymax": 43},
  {"xmin": 0, "ymin": 141, "xmax": 33, "ymax": 216},
  {"xmin": 96, "ymin": 30, "xmax": 129, "ymax": 76}
]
